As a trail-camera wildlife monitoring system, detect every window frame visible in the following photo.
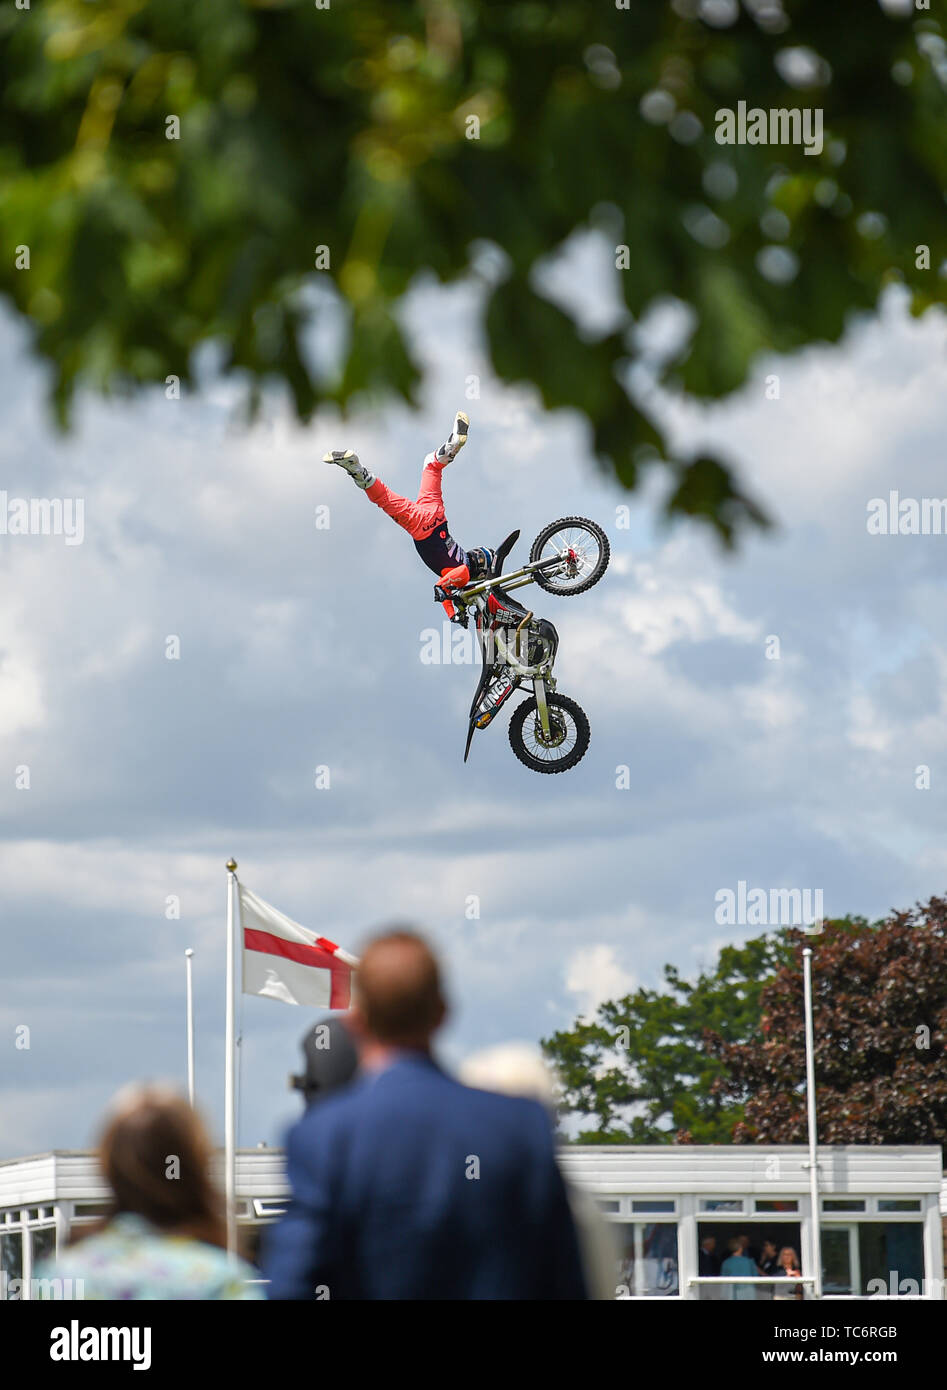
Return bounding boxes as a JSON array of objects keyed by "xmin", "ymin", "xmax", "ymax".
[{"xmin": 614, "ymin": 1218, "xmax": 682, "ymax": 1299}]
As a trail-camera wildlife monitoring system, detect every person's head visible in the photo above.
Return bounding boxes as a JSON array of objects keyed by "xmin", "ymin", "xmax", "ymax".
[
  {"xmin": 97, "ymin": 1083, "xmax": 225, "ymax": 1248},
  {"xmin": 737, "ymin": 1233, "xmax": 751, "ymax": 1252},
  {"xmin": 727, "ymin": 1236, "xmax": 742, "ymax": 1254},
  {"xmin": 779, "ymin": 1246, "xmax": 799, "ymax": 1270},
  {"xmin": 290, "ymin": 1015, "xmax": 359, "ymax": 1107},
  {"xmin": 466, "ymin": 546, "xmax": 494, "ymax": 581},
  {"xmin": 349, "ymin": 929, "xmax": 447, "ymax": 1053},
  {"xmin": 762, "ymin": 1239, "xmax": 777, "ymax": 1259},
  {"xmin": 701, "ymin": 1235, "xmax": 716, "ymax": 1251}
]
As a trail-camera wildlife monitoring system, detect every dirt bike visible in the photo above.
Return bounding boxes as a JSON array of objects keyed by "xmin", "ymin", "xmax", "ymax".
[{"xmin": 436, "ymin": 518, "xmax": 610, "ymax": 773}]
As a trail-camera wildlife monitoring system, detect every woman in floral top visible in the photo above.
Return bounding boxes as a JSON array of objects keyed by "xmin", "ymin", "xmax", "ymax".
[{"xmin": 42, "ymin": 1084, "xmax": 261, "ymax": 1301}]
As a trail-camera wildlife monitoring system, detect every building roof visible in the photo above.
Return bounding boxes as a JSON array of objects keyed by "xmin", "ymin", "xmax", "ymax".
[
  {"xmin": 1, "ymin": 1143, "xmax": 943, "ymax": 1210},
  {"xmin": 558, "ymin": 1145, "xmax": 944, "ymax": 1195}
]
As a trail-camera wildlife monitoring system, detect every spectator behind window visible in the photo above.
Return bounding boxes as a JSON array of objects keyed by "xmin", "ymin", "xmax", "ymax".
[
  {"xmin": 758, "ymin": 1237, "xmax": 779, "ymax": 1300},
  {"xmin": 773, "ymin": 1245, "xmax": 803, "ymax": 1301},
  {"xmin": 720, "ymin": 1234, "xmax": 758, "ymax": 1301}
]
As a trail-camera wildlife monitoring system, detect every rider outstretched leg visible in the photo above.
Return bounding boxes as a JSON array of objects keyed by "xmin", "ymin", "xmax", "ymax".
[
  {"xmin": 324, "ymin": 412, "xmax": 476, "ymax": 621},
  {"xmin": 323, "ymin": 412, "xmax": 468, "ymax": 543}
]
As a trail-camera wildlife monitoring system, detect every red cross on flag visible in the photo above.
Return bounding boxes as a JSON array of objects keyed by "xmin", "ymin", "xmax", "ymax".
[{"xmin": 239, "ymin": 883, "xmax": 358, "ymax": 1009}]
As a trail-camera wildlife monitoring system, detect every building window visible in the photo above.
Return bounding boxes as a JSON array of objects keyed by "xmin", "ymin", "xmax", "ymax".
[
  {"xmin": 822, "ymin": 1199, "xmax": 866, "ymax": 1212},
  {"xmin": 239, "ymin": 1223, "xmax": 271, "ymax": 1270},
  {"xmin": 251, "ymin": 1200, "xmax": 287, "ymax": 1219},
  {"xmin": 699, "ymin": 1199, "xmax": 744, "ymax": 1213},
  {"xmin": 31, "ymin": 1226, "xmax": 56, "ymax": 1268},
  {"xmin": 859, "ymin": 1223, "xmax": 923, "ymax": 1295},
  {"xmin": 754, "ymin": 1199, "xmax": 799, "ymax": 1213},
  {"xmin": 72, "ymin": 1203, "xmax": 110, "ymax": 1220},
  {"xmin": 616, "ymin": 1223, "xmax": 679, "ymax": 1297},
  {"xmin": 821, "ymin": 1225, "xmax": 854, "ymax": 1294},
  {"xmin": 821, "ymin": 1222, "xmax": 924, "ymax": 1296},
  {"xmin": 631, "ymin": 1200, "xmax": 675, "ymax": 1214},
  {"xmin": 877, "ymin": 1199, "xmax": 921, "ymax": 1213},
  {"xmin": 1, "ymin": 1232, "xmax": 23, "ymax": 1298}
]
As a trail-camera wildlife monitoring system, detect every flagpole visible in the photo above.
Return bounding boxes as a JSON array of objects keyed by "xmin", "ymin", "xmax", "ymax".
[
  {"xmin": 803, "ymin": 946, "xmax": 822, "ymax": 1298},
  {"xmin": 225, "ymin": 859, "xmax": 238, "ymax": 1257},
  {"xmin": 184, "ymin": 948, "xmax": 195, "ymax": 1107}
]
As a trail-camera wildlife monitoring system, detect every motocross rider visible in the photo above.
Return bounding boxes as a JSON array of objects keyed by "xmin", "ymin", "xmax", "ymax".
[{"xmin": 323, "ymin": 412, "xmax": 493, "ymax": 623}]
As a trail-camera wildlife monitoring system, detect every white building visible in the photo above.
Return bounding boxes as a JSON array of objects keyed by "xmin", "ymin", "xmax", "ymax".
[
  {"xmin": 559, "ymin": 1145, "xmax": 945, "ymax": 1299},
  {"xmin": 1, "ymin": 1144, "xmax": 943, "ymax": 1299}
]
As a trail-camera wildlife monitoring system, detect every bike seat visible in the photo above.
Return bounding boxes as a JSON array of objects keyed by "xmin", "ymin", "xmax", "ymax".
[{"xmin": 491, "ymin": 530, "xmax": 520, "ymax": 575}]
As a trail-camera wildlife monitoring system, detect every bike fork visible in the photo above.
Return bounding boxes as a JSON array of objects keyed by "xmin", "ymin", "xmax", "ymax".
[{"xmin": 533, "ymin": 677, "xmax": 552, "ymax": 739}]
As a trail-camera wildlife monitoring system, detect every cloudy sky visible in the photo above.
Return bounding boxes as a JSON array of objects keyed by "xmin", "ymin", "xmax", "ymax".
[{"xmin": 2, "ymin": 242, "xmax": 946, "ymax": 1157}]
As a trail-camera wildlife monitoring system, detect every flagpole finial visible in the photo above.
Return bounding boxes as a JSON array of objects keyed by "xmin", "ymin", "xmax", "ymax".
[{"xmin": 226, "ymin": 859, "xmax": 238, "ymax": 874}]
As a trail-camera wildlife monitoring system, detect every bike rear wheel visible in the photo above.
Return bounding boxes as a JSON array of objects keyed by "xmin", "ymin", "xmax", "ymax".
[
  {"xmin": 529, "ymin": 516, "xmax": 609, "ymax": 595},
  {"xmin": 508, "ymin": 692, "xmax": 590, "ymax": 774}
]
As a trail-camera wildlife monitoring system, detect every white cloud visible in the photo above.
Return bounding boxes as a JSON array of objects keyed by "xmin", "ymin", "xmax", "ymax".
[{"xmin": 565, "ymin": 944, "xmax": 637, "ymax": 1020}]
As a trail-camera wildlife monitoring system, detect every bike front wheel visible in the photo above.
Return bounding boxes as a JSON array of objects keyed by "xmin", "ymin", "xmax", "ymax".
[
  {"xmin": 508, "ymin": 692, "xmax": 590, "ymax": 774},
  {"xmin": 529, "ymin": 516, "xmax": 610, "ymax": 595}
]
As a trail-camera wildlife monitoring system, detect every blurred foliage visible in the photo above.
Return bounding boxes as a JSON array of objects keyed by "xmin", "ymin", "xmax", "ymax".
[
  {"xmin": 542, "ymin": 931, "xmax": 793, "ymax": 1143},
  {"xmin": 1, "ymin": 0, "xmax": 946, "ymax": 541}
]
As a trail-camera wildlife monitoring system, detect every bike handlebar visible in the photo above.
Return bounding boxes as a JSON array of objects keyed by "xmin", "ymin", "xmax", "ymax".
[{"xmin": 434, "ymin": 552, "xmax": 572, "ymax": 606}]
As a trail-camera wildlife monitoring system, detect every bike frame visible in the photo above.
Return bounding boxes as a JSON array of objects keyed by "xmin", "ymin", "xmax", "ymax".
[
  {"xmin": 451, "ymin": 519, "xmax": 605, "ymax": 770},
  {"xmin": 465, "ymin": 592, "xmax": 556, "ymax": 684},
  {"xmin": 457, "ymin": 559, "xmax": 561, "ymax": 741}
]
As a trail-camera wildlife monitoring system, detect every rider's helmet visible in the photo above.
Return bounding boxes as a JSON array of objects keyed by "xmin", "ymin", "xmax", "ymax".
[{"xmin": 466, "ymin": 546, "xmax": 495, "ymax": 581}]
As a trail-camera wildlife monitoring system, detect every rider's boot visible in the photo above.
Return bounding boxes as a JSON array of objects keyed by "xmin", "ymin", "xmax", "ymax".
[
  {"xmin": 323, "ymin": 449, "xmax": 376, "ymax": 489},
  {"xmin": 431, "ymin": 411, "xmax": 469, "ymax": 467}
]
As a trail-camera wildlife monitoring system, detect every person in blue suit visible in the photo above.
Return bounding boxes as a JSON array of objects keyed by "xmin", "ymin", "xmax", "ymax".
[{"xmin": 263, "ymin": 930, "xmax": 588, "ymax": 1300}]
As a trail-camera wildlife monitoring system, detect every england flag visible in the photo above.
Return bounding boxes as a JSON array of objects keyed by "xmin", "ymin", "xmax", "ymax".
[{"xmin": 239, "ymin": 884, "xmax": 358, "ymax": 1009}]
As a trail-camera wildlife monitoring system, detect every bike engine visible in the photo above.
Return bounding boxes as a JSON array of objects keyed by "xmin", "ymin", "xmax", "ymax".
[{"xmin": 528, "ymin": 617, "xmax": 558, "ymax": 668}]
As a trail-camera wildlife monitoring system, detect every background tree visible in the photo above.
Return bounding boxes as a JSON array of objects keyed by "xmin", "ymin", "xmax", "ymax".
[
  {"xmin": 708, "ymin": 899, "xmax": 947, "ymax": 1144},
  {"xmin": 542, "ymin": 930, "xmax": 792, "ymax": 1142},
  {"xmin": 2, "ymin": 1, "xmax": 946, "ymax": 541}
]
